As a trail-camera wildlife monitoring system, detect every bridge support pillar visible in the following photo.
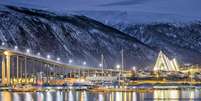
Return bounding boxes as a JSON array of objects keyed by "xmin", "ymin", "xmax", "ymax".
[
  {"xmin": 6, "ymin": 55, "xmax": 11, "ymax": 85},
  {"xmin": 2, "ymin": 56, "xmax": 6, "ymax": 85},
  {"xmin": 1, "ymin": 53, "xmax": 11, "ymax": 86}
]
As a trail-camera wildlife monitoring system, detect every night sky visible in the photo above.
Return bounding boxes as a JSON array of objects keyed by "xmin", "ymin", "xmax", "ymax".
[
  {"xmin": 1, "ymin": 0, "xmax": 201, "ymax": 23},
  {"xmin": 1, "ymin": 0, "xmax": 201, "ymax": 13}
]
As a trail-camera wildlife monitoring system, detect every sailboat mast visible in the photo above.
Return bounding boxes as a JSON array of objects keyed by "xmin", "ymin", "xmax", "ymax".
[
  {"xmin": 121, "ymin": 49, "xmax": 124, "ymax": 75},
  {"xmin": 101, "ymin": 54, "xmax": 104, "ymax": 76}
]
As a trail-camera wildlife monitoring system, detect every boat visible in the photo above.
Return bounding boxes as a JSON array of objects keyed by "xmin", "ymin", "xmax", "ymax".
[
  {"xmin": 73, "ymin": 78, "xmax": 94, "ymax": 86},
  {"xmin": 12, "ymin": 84, "xmax": 38, "ymax": 92}
]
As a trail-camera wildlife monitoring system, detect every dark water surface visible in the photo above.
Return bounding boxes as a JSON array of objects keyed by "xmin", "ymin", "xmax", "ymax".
[{"xmin": 1, "ymin": 87, "xmax": 201, "ymax": 101}]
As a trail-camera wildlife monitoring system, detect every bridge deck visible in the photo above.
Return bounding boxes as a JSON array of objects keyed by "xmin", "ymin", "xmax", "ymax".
[{"xmin": 0, "ymin": 47, "xmax": 126, "ymax": 72}]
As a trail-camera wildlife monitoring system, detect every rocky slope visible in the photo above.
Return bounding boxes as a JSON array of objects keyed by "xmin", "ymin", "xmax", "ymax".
[
  {"xmin": 2, "ymin": 5, "xmax": 201, "ymax": 69},
  {"xmin": 0, "ymin": 5, "xmax": 156, "ymax": 69},
  {"xmin": 114, "ymin": 23, "xmax": 201, "ymax": 66}
]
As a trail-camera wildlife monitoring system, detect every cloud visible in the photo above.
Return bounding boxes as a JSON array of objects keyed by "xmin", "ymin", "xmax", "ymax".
[{"xmin": 100, "ymin": 0, "xmax": 148, "ymax": 6}]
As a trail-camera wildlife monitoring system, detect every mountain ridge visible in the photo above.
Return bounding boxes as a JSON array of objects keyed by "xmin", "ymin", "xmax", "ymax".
[{"xmin": 0, "ymin": 5, "xmax": 156, "ymax": 69}]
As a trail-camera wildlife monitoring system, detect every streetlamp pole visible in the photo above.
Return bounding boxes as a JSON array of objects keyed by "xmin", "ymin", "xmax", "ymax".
[
  {"xmin": 101, "ymin": 54, "xmax": 104, "ymax": 77},
  {"xmin": 121, "ymin": 49, "xmax": 124, "ymax": 83}
]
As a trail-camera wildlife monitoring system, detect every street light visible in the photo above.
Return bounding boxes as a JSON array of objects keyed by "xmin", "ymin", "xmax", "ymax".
[
  {"xmin": 133, "ymin": 66, "xmax": 136, "ymax": 71},
  {"xmin": 1, "ymin": 42, "xmax": 5, "ymax": 46},
  {"xmin": 116, "ymin": 64, "xmax": 120, "ymax": 69},
  {"xmin": 116, "ymin": 64, "xmax": 121, "ymax": 85},
  {"xmin": 57, "ymin": 57, "xmax": 60, "ymax": 61},
  {"xmin": 83, "ymin": 61, "xmax": 86, "ymax": 65},
  {"xmin": 68, "ymin": 59, "xmax": 73, "ymax": 64},
  {"xmin": 47, "ymin": 55, "xmax": 51, "ymax": 59},
  {"xmin": 14, "ymin": 46, "xmax": 18, "ymax": 50},
  {"xmin": 99, "ymin": 63, "xmax": 103, "ymax": 67},
  {"xmin": 26, "ymin": 49, "xmax": 30, "ymax": 54},
  {"xmin": 4, "ymin": 51, "xmax": 9, "ymax": 56},
  {"xmin": 37, "ymin": 52, "xmax": 40, "ymax": 56}
]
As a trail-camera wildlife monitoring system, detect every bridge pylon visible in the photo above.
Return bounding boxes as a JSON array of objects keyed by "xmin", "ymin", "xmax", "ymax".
[{"xmin": 1, "ymin": 51, "xmax": 11, "ymax": 86}]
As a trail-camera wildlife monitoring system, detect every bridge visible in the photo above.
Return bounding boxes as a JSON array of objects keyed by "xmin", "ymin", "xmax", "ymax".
[{"xmin": 0, "ymin": 47, "xmax": 128, "ymax": 86}]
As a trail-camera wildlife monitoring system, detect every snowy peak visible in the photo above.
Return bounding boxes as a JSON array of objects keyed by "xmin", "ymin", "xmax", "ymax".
[
  {"xmin": 0, "ymin": 5, "xmax": 156, "ymax": 68},
  {"xmin": 115, "ymin": 22, "xmax": 201, "ymax": 66}
]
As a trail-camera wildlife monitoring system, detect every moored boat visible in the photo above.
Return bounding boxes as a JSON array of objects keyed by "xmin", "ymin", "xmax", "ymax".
[{"xmin": 12, "ymin": 84, "xmax": 38, "ymax": 92}]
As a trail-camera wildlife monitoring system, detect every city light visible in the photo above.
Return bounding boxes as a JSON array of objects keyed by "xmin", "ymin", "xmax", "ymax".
[
  {"xmin": 26, "ymin": 49, "xmax": 30, "ymax": 54},
  {"xmin": 1, "ymin": 42, "xmax": 5, "ymax": 46},
  {"xmin": 83, "ymin": 61, "xmax": 86, "ymax": 65},
  {"xmin": 57, "ymin": 57, "xmax": 60, "ymax": 61},
  {"xmin": 133, "ymin": 66, "xmax": 136, "ymax": 71},
  {"xmin": 14, "ymin": 46, "xmax": 18, "ymax": 50},
  {"xmin": 37, "ymin": 52, "xmax": 40, "ymax": 56},
  {"xmin": 0, "ymin": 48, "xmax": 190, "ymax": 94},
  {"xmin": 68, "ymin": 59, "xmax": 73, "ymax": 64},
  {"xmin": 4, "ymin": 51, "xmax": 9, "ymax": 56},
  {"xmin": 99, "ymin": 63, "xmax": 103, "ymax": 67},
  {"xmin": 47, "ymin": 55, "xmax": 51, "ymax": 59},
  {"xmin": 116, "ymin": 64, "xmax": 120, "ymax": 69}
]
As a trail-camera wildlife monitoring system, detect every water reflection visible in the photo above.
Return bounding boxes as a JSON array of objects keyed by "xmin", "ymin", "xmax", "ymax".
[
  {"xmin": 0, "ymin": 87, "xmax": 201, "ymax": 101},
  {"xmin": 181, "ymin": 89, "xmax": 200, "ymax": 101},
  {"xmin": 36, "ymin": 92, "xmax": 44, "ymax": 101},
  {"xmin": 13, "ymin": 92, "xmax": 20, "ymax": 101},
  {"xmin": 115, "ymin": 92, "xmax": 122, "ymax": 101},
  {"xmin": 25, "ymin": 93, "xmax": 33, "ymax": 101},
  {"xmin": 98, "ymin": 93, "xmax": 104, "ymax": 101},
  {"xmin": 154, "ymin": 90, "xmax": 179, "ymax": 101},
  {"xmin": 132, "ymin": 92, "xmax": 137, "ymax": 101},
  {"xmin": 68, "ymin": 90, "xmax": 74, "ymax": 101},
  {"xmin": 1, "ymin": 91, "xmax": 11, "ymax": 101},
  {"xmin": 56, "ymin": 91, "xmax": 63, "ymax": 101},
  {"xmin": 46, "ymin": 92, "xmax": 53, "ymax": 101}
]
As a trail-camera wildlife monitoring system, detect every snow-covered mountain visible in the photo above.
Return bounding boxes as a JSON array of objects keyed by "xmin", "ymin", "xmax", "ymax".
[
  {"xmin": 113, "ymin": 23, "xmax": 201, "ymax": 66},
  {"xmin": 0, "ymin": 5, "xmax": 156, "ymax": 69},
  {"xmin": 1, "ymin": 4, "xmax": 201, "ymax": 70}
]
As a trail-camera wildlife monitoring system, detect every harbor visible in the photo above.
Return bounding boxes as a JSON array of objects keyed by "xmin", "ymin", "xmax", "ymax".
[{"xmin": 0, "ymin": 45, "xmax": 201, "ymax": 101}]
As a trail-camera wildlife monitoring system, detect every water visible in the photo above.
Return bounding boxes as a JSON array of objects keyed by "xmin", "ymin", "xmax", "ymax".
[{"xmin": 0, "ymin": 87, "xmax": 201, "ymax": 101}]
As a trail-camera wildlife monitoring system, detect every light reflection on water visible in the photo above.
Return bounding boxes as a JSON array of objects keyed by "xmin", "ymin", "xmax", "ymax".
[
  {"xmin": 0, "ymin": 88, "xmax": 201, "ymax": 101},
  {"xmin": 154, "ymin": 90, "xmax": 179, "ymax": 101}
]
